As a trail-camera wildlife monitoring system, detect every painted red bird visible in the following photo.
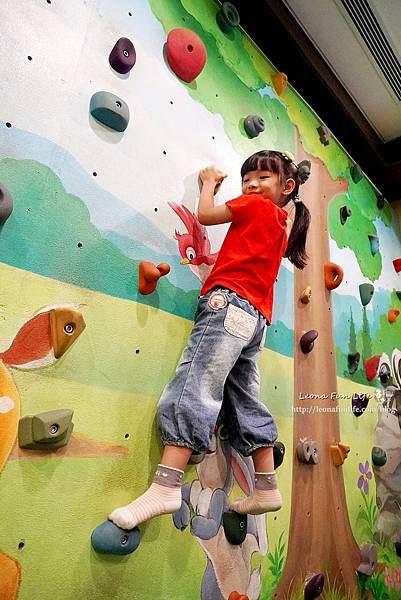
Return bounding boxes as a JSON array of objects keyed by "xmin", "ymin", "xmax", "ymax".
[{"xmin": 169, "ymin": 201, "xmax": 218, "ymax": 283}]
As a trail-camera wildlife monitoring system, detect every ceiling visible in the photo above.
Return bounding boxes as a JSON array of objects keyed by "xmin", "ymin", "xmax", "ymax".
[{"xmin": 227, "ymin": 0, "xmax": 401, "ymax": 201}]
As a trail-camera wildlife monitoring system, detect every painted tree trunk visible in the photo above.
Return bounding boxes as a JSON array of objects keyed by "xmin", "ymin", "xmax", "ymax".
[{"xmin": 275, "ymin": 138, "xmax": 361, "ymax": 598}]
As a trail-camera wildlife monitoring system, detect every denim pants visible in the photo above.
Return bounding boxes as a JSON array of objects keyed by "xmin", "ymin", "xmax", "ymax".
[{"xmin": 157, "ymin": 287, "xmax": 278, "ymax": 456}]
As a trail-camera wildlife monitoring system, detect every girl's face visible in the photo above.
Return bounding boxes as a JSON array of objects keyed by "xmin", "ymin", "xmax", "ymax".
[{"xmin": 241, "ymin": 169, "xmax": 295, "ymax": 207}]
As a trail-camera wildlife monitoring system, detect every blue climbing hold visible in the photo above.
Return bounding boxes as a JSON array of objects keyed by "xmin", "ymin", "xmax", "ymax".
[
  {"xmin": 368, "ymin": 234, "xmax": 379, "ymax": 256},
  {"xmin": 91, "ymin": 520, "xmax": 140, "ymax": 555}
]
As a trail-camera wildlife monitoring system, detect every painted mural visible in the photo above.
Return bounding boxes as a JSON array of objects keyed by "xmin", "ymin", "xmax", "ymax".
[{"xmin": 1, "ymin": 0, "xmax": 401, "ymax": 598}]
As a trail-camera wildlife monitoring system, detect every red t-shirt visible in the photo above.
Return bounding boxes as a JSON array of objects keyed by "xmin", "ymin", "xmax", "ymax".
[{"xmin": 201, "ymin": 194, "xmax": 288, "ymax": 323}]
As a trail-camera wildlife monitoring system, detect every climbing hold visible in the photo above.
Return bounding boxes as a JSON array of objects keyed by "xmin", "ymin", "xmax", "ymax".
[
  {"xmin": 371, "ymin": 446, "xmax": 387, "ymax": 467},
  {"xmin": 393, "ymin": 258, "xmax": 401, "ymax": 273},
  {"xmin": 296, "ymin": 440, "xmax": 320, "ymax": 465},
  {"xmin": 396, "ymin": 291, "xmax": 401, "ymax": 302},
  {"xmin": 368, "ymin": 234, "xmax": 379, "ymax": 256},
  {"xmin": 300, "ymin": 286, "xmax": 312, "ymax": 304},
  {"xmin": 352, "ymin": 392, "xmax": 369, "ymax": 416},
  {"xmin": 244, "ymin": 115, "xmax": 265, "ymax": 138},
  {"xmin": 91, "ymin": 520, "xmax": 140, "ymax": 555},
  {"xmin": 273, "ymin": 441, "xmax": 285, "ymax": 469},
  {"xmin": 357, "ymin": 543, "xmax": 377, "ymax": 576},
  {"xmin": 216, "ymin": 2, "xmax": 240, "ymax": 33},
  {"xmin": 351, "ymin": 163, "xmax": 363, "ymax": 183},
  {"xmin": 348, "ymin": 352, "xmax": 360, "ymax": 375},
  {"xmin": 228, "ymin": 593, "xmax": 249, "ymax": 600},
  {"xmin": 18, "ymin": 409, "xmax": 74, "ymax": 450},
  {"xmin": 223, "ymin": 510, "xmax": 247, "ymax": 545},
  {"xmin": 330, "ymin": 443, "xmax": 350, "ymax": 466},
  {"xmin": 377, "ymin": 194, "xmax": 385, "ymax": 209},
  {"xmin": 138, "ymin": 261, "xmax": 170, "ymax": 295},
  {"xmin": 388, "ymin": 308, "xmax": 400, "ymax": 323},
  {"xmin": 317, "ymin": 125, "xmax": 330, "ymax": 146},
  {"xmin": 364, "ymin": 355, "xmax": 380, "ymax": 381},
  {"xmin": 50, "ymin": 307, "xmax": 86, "ymax": 359},
  {"xmin": 109, "ymin": 37, "xmax": 136, "ymax": 74},
  {"xmin": 324, "ymin": 262, "xmax": 343, "ymax": 290},
  {"xmin": 0, "ymin": 183, "xmax": 13, "ymax": 224},
  {"xmin": 166, "ymin": 28, "xmax": 207, "ymax": 83},
  {"xmin": 340, "ymin": 205, "xmax": 352, "ymax": 225},
  {"xmin": 188, "ymin": 450, "xmax": 206, "ymax": 464},
  {"xmin": 304, "ymin": 573, "xmax": 324, "ymax": 600},
  {"xmin": 90, "ymin": 91, "xmax": 130, "ymax": 132},
  {"xmin": 273, "ymin": 72, "xmax": 288, "ymax": 96},
  {"xmin": 300, "ymin": 330, "xmax": 318, "ymax": 354},
  {"xmin": 359, "ymin": 283, "xmax": 374, "ymax": 306}
]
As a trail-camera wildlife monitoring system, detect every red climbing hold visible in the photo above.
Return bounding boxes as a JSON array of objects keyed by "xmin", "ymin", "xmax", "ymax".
[
  {"xmin": 393, "ymin": 258, "xmax": 401, "ymax": 273},
  {"xmin": 388, "ymin": 308, "xmax": 400, "ymax": 324},
  {"xmin": 166, "ymin": 28, "xmax": 207, "ymax": 83},
  {"xmin": 364, "ymin": 355, "xmax": 380, "ymax": 381},
  {"xmin": 138, "ymin": 262, "xmax": 170, "ymax": 295}
]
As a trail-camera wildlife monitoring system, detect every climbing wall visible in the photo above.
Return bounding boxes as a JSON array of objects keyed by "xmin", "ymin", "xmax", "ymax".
[{"xmin": 1, "ymin": 0, "xmax": 401, "ymax": 599}]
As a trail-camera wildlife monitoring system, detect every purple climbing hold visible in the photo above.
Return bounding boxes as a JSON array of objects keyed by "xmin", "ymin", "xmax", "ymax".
[
  {"xmin": 300, "ymin": 330, "xmax": 318, "ymax": 354},
  {"xmin": 109, "ymin": 37, "xmax": 136, "ymax": 74},
  {"xmin": 0, "ymin": 183, "xmax": 13, "ymax": 224},
  {"xmin": 304, "ymin": 573, "xmax": 324, "ymax": 600}
]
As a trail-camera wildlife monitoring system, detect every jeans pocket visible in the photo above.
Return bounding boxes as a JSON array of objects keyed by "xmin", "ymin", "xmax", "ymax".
[{"xmin": 223, "ymin": 304, "xmax": 257, "ymax": 341}]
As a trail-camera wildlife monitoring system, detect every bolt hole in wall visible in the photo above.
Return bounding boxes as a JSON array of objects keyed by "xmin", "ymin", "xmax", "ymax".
[
  {"xmin": 154, "ymin": 207, "xmax": 158, "ymax": 213},
  {"xmin": 128, "ymin": 11, "xmax": 132, "ymax": 16},
  {"xmin": 77, "ymin": 242, "xmax": 83, "ymax": 248},
  {"xmin": 92, "ymin": 171, "xmax": 97, "ymax": 177},
  {"xmin": 18, "ymin": 542, "xmax": 24, "ymax": 550},
  {"xmin": 5, "ymin": 122, "xmax": 12, "ymax": 128},
  {"xmin": 124, "ymin": 433, "xmax": 129, "ymax": 439},
  {"xmin": 135, "ymin": 348, "xmax": 140, "ymax": 354},
  {"xmin": 28, "ymin": 55, "xmax": 32, "ymax": 61}
]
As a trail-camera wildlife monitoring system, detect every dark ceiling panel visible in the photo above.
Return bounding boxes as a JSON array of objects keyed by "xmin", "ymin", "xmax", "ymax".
[{"xmin": 225, "ymin": 0, "xmax": 401, "ymax": 201}]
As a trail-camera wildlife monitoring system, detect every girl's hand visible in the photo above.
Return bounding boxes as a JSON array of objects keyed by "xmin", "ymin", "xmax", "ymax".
[{"xmin": 198, "ymin": 165, "xmax": 227, "ymax": 194}]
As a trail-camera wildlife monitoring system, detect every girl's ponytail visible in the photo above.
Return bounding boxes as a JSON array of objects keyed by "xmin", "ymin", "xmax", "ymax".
[{"xmin": 285, "ymin": 159, "xmax": 311, "ymax": 269}]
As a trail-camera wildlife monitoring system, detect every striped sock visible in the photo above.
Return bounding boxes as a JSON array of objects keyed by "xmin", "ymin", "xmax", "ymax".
[
  {"xmin": 231, "ymin": 472, "xmax": 282, "ymax": 515},
  {"xmin": 108, "ymin": 464, "xmax": 183, "ymax": 530}
]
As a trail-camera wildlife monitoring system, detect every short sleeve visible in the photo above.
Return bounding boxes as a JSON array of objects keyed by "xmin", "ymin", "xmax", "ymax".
[{"xmin": 226, "ymin": 194, "xmax": 258, "ymax": 224}]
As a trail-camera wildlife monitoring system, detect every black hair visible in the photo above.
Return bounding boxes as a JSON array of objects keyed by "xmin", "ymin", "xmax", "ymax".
[{"xmin": 240, "ymin": 150, "xmax": 311, "ymax": 269}]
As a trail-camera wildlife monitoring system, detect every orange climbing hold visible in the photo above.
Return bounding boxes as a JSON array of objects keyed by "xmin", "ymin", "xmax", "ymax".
[
  {"xmin": 0, "ymin": 552, "xmax": 21, "ymax": 600},
  {"xmin": 388, "ymin": 308, "xmax": 400, "ymax": 324},
  {"xmin": 228, "ymin": 593, "xmax": 249, "ymax": 600},
  {"xmin": 273, "ymin": 72, "xmax": 288, "ymax": 95},
  {"xmin": 324, "ymin": 262, "xmax": 344, "ymax": 290},
  {"xmin": 330, "ymin": 443, "xmax": 350, "ymax": 466},
  {"xmin": 138, "ymin": 262, "xmax": 170, "ymax": 295}
]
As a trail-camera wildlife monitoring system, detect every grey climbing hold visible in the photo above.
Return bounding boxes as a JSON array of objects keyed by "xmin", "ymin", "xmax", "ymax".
[
  {"xmin": 0, "ymin": 183, "xmax": 13, "ymax": 224},
  {"xmin": 244, "ymin": 114, "xmax": 265, "ymax": 138},
  {"xmin": 359, "ymin": 283, "xmax": 374, "ymax": 306},
  {"xmin": 340, "ymin": 205, "xmax": 351, "ymax": 225},
  {"xmin": 18, "ymin": 409, "xmax": 74, "ymax": 450},
  {"xmin": 300, "ymin": 330, "xmax": 318, "ymax": 354},
  {"xmin": 296, "ymin": 440, "xmax": 320, "ymax": 465},
  {"xmin": 368, "ymin": 234, "xmax": 379, "ymax": 256},
  {"xmin": 109, "ymin": 37, "xmax": 136, "ymax": 74},
  {"xmin": 90, "ymin": 91, "xmax": 130, "ymax": 132},
  {"xmin": 91, "ymin": 520, "xmax": 140, "ymax": 555},
  {"xmin": 357, "ymin": 543, "xmax": 377, "ymax": 576},
  {"xmin": 317, "ymin": 125, "xmax": 330, "ymax": 146},
  {"xmin": 216, "ymin": 2, "xmax": 240, "ymax": 33}
]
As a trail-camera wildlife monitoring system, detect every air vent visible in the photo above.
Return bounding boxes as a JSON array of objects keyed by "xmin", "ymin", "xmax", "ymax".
[{"xmin": 340, "ymin": 0, "xmax": 401, "ymax": 101}]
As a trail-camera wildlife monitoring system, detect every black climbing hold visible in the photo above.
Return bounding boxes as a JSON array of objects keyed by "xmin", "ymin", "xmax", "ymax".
[
  {"xmin": 216, "ymin": 2, "xmax": 240, "ymax": 33},
  {"xmin": 379, "ymin": 361, "xmax": 391, "ymax": 385},
  {"xmin": 340, "ymin": 205, "xmax": 351, "ymax": 225},
  {"xmin": 222, "ymin": 510, "xmax": 247, "ymax": 545},
  {"xmin": 395, "ymin": 542, "xmax": 401, "ymax": 558},
  {"xmin": 348, "ymin": 352, "xmax": 360, "ymax": 375},
  {"xmin": 90, "ymin": 91, "xmax": 129, "ymax": 132},
  {"xmin": 372, "ymin": 446, "xmax": 387, "ymax": 467},
  {"xmin": 273, "ymin": 441, "xmax": 285, "ymax": 469},
  {"xmin": 351, "ymin": 164, "xmax": 363, "ymax": 183},
  {"xmin": 377, "ymin": 194, "xmax": 385, "ymax": 209},
  {"xmin": 352, "ymin": 393, "xmax": 369, "ymax": 417},
  {"xmin": 300, "ymin": 330, "xmax": 318, "ymax": 354},
  {"xmin": 396, "ymin": 291, "xmax": 401, "ymax": 302},
  {"xmin": 304, "ymin": 573, "xmax": 324, "ymax": 600},
  {"xmin": 109, "ymin": 37, "xmax": 136, "ymax": 74},
  {"xmin": 244, "ymin": 114, "xmax": 265, "ymax": 138},
  {"xmin": 91, "ymin": 520, "xmax": 140, "ymax": 555},
  {"xmin": 317, "ymin": 125, "xmax": 330, "ymax": 146},
  {"xmin": 0, "ymin": 183, "xmax": 13, "ymax": 224}
]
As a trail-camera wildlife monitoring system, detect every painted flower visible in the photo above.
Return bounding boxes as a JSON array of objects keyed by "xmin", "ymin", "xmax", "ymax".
[
  {"xmin": 385, "ymin": 565, "xmax": 401, "ymax": 591},
  {"xmin": 358, "ymin": 461, "xmax": 372, "ymax": 495}
]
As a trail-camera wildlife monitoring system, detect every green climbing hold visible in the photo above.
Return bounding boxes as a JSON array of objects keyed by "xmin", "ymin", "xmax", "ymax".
[
  {"xmin": 223, "ymin": 510, "xmax": 247, "ymax": 545},
  {"xmin": 359, "ymin": 283, "xmax": 374, "ymax": 307},
  {"xmin": 371, "ymin": 446, "xmax": 386, "ymax": 467},
  {"xmin": 18, "ymin": 409, "xmax": 74, "ymax": 450},
  {"xmin": 91, "ymin": 520, "xmax": 140, "ymax": 555},
  {"xmin": 216, "ymin": 2, "xmax": 240, "ymax": 34}
]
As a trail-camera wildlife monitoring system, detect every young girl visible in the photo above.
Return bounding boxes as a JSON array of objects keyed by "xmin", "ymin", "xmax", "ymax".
[{"xmin": 109, "ymin": 150, "xmax": 311, "ymax": 530}]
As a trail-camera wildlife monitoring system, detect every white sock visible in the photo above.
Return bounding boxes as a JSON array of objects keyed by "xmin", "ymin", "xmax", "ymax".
[
  {"xmin": 231, "ymin": 471, "xmax": 282, "ymax": 515},
  {"xmin": 108, "ymin": 464, "xmax": 183, "ymax": 530}
]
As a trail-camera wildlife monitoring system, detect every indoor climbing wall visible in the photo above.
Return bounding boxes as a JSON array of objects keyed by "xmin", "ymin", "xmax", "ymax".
[{"xmin": 1, "ymin": 0, "xmax": 401, "ymax": 599}]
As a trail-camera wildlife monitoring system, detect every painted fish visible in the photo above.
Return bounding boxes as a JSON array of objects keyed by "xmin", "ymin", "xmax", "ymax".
[{"xmin": 0, "ymin": 304, "xmax": 86, "ymax": 369}]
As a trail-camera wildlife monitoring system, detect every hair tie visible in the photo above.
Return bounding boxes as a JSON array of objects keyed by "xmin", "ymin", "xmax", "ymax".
[{"xmin": 293, "ymin": 195, "xmax": 301, "ymax": 204}]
